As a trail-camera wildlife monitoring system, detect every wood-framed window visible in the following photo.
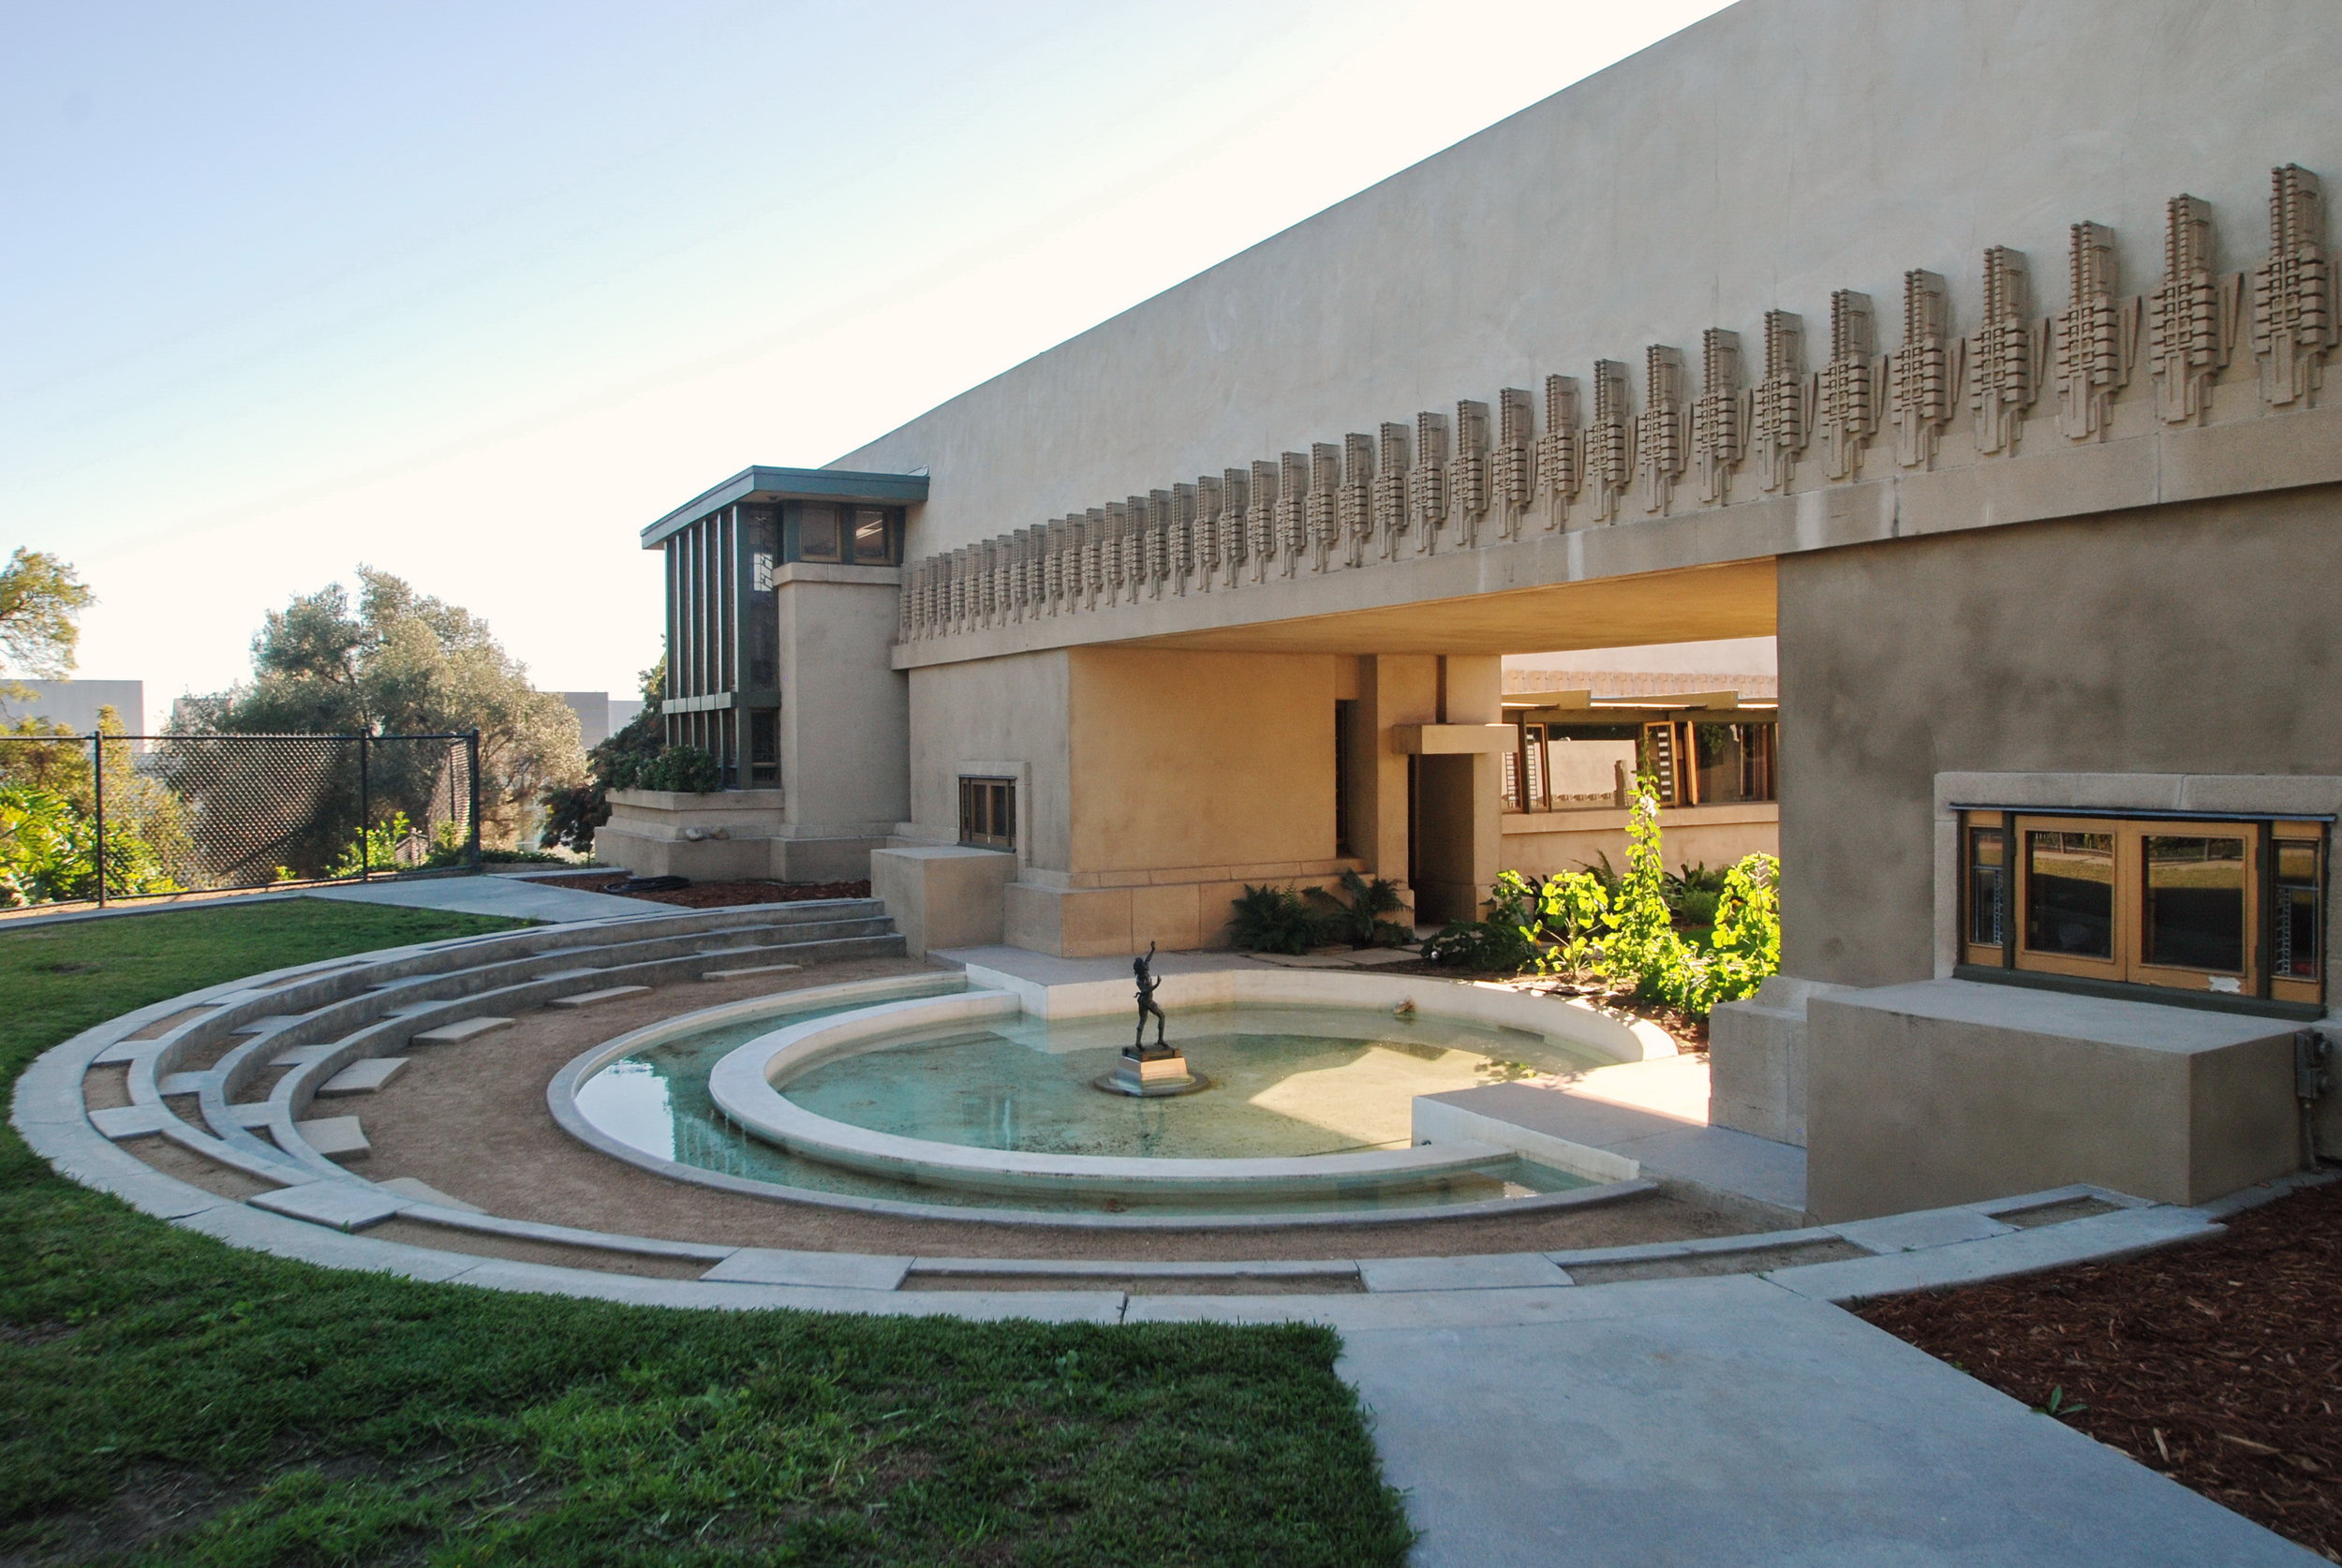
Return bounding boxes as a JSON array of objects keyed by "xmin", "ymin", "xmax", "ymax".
[
  {"xmin": 958, "ymin": 776, "xmax": 1015, "ymax": 850},
  {"xmin": 791, "ymin": 503, "xmax": 903, "ymax": 566},
  {"xmin": 1959, "ymin": 809, "xmax": 2326, "ymax": 1010}
]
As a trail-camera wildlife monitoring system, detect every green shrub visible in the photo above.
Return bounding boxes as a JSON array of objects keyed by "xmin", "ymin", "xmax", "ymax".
[
  {"xmin": 1422, "ymin": 870, "xmax": 1541, "ymax": 972},
  {"xmin": 1228, "ymin": 884, "xmax": 1329, "ymax": 954},
  {"xmin": 631, "ymin": 745, "xmax": 722, "ymax": 794},
  {"xmin": 1307, "ymin": 869, "xmax": 1411, "ymax": 948}
]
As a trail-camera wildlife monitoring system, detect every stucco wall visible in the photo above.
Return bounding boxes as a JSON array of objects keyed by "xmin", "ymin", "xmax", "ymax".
[
  {"xmin": 778, "ymin": 577, "xmax": 909, "ymax": 835},
  {"xmin": 906, "ymin": 650, "xmax": 1072, "ymax": 869},
  {"xmin": 1067, "ymin": 648, "xmax": 1337, "ymax": 875},
  {"xmin": 1777, "ymin": 485, "xmax": 2342, "ymax": 988},
  {"xmin": 837, "ymin": 0, "xmax": 2342, "ymax": 554}
]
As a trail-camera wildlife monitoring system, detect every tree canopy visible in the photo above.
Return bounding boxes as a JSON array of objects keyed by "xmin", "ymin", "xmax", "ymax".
[
  {"xmin": 0, "ymin": 548, "xmax": 95, "ymax": 681},
  {"xmin": 180, "ymin": 569, "xmax": 586, "ymax": 850}
]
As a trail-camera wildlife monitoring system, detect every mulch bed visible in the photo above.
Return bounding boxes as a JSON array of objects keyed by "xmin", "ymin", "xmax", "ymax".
[
  {"xmin": 534, "ymin": 874, "xmax": 871, "ymax": 910},
  {"xmin": 1859, "ymin": 1177, "xmax": 2342, "ymax": 1561}
]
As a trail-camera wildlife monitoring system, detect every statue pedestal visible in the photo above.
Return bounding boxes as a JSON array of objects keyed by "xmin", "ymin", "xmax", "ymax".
[{"xmin": 1100, "ymin": 1046, "xmax": 1206, "ymax": 1098}]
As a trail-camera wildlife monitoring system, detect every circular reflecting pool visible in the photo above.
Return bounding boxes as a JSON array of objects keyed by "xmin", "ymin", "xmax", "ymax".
[{"xmin": 572, "ymin": 989, "xmax": 1614, "ymax": 1220}]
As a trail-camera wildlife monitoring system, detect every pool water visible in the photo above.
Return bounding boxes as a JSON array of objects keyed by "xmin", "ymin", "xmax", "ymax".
[{"xmin": 573, "ymin": 993, "xmax": 1606, "ymax": 1218}]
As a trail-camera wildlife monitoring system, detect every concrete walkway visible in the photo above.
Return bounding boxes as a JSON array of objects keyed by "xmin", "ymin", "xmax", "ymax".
[
  {"xmin": 1426, "ymin": 1058, "xmax": 1810, "ymax": 1225},
  {"xmin": 304, "ymin": 875, "xmax": 657, "ymax": 924},
  {"xmin": 1340, "ymin": 1271, "xmax": 2319, "ymax": 1567}
]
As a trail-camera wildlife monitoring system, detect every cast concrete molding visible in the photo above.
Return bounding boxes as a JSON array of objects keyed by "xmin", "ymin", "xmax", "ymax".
[
  {"xmin": 1390, "ymin": 723, "xmax": 1518, "ymax": 755},
  {"xmin": 884, "ymin": 142, "xmax": 2340, "ymax": 664}
]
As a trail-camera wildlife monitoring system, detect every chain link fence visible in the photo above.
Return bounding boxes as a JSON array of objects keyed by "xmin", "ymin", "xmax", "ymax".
[{"xmin": 0, "ymin": 732, "xmax": 480, "ymax": 910}]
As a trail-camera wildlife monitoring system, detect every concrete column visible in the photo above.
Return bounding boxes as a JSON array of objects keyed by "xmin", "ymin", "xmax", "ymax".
[
  {"xmin": 1413, "ymin": 656, "xmax": 1504, "ymax": 925},
  {"xmin": 1356, "ymin": 656, "xmax": 1437, "ymax": 908}
]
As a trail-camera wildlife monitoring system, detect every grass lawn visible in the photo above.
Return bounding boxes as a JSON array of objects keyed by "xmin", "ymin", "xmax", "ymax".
[{"xmin": 0, "ymin": 901, "xmax": 1413, "ymax": 1566}]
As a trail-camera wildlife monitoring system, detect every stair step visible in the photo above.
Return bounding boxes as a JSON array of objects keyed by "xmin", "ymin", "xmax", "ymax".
[
  {"xmin": 293, "ymin": 1116, "xmax": 371, "ymax": 1161},
  {"xmin": 548, "ymin": 985, "xmax": 653, "ymax": 1010},
  {"xmin": 409, "ymin": 1016, "xmax": 513, "ymax": 1047},
  {"xmin": 319, "ymin": 1058, "xmax": 408, "ymax": 1095},
  {"xmin": 702, "ymin": 962, "xmax": 805, "ymax": 981}
]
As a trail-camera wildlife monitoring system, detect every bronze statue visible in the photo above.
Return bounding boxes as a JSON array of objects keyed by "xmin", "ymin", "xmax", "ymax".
[{"xmin": 1131, "ymin": 941, "xmax": 1169, "ymax": 1054}]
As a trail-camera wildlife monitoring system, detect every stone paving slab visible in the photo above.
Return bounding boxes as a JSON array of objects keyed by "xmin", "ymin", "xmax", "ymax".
[
  {"xmin": 157, "ymin": 1072, "xmax": 207, "ymax": 1096},
  {"xmin": 701, "ymin": 962, "xmax": 803, "ymax": 980},
  {"xmin": 548, "ymin": 985, "xmax": 653, "ymax": 1009},
  {"xmin": 1836, "ymin": 1204, "xmax": 2019, "ymax": 1254},
  {"xmin": 292, "ymin": 1115, "xmax": 370, "ymax": 1160},
  {"xmin": 319, "ymin": 1058, "xmax": 408, "ymax": 1095},
  {"xmin": 700, "ymin": 1248, "xmax": 912, "ymax": 1291},
  {"xmin": 1765, "ymin": 1206, "xmax": 2224, "ymax": 1303},
  {"xmin": 409, "ymin": 1016, "xmax": 514, "ymax": 1046},
  {"xmin": 375, "ymin": 1176, "xmax": 484, "ymax": 1213},
  {"xmin": 88, "ymin": 1103, "xmax": 173, "ymax": 1139},
  {"xmin": 1358, "ymin": 1251, "xmax": 1572, "ymax": 1293},
  {"xmin": 1338, "ymin": 1278, "xmax": 2317, "ymax": 1567},
  {"xmin": 250, "ymin": 1181, "xmax": 405, "ymax": 1232}
]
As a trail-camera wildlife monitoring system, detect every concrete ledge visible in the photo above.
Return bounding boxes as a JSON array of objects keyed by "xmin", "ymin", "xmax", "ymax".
[
  {"xmin": 1808, "ymin": 979, "xmax": 2304, "ymax": 1220},
  {"xmin": 1764, "ymin": 1206, "xmax": 2225, "ymax": 1304}
]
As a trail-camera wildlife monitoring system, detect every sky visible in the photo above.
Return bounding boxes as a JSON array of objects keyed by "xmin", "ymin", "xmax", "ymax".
[{"xmin": 3, "ymin": 0, "xmax": 1734, "ymax": 726}]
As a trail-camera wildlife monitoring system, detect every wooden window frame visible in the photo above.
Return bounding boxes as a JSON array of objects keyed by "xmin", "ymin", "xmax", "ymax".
[
  {"xmin": 1961, "ymin": 808, "xmax": 2326, "ymax": 1009},
  {"xmin": 958, "ymin": 776, "xmax": 1015, "ymax": 851}
]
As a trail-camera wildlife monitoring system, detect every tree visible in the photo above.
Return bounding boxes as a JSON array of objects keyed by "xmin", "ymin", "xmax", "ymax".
[
  {"xmin": 180, "ymin": 569, "xmax": 586, "ymax": 861},
  {"xmin": 0, "ymin": 549, "xmax": 96, "ymax": 713}
]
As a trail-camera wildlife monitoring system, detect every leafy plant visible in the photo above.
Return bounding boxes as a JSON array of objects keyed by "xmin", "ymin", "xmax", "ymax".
[
  {"xmin": 1703, "ymin": 852, "xmax": 1782, "ymax": 1007},
  {"xmin": 1422, "ymin": 870, "xmax": 1542, "ymax": 972},
  {"xmin": 1228, "ymin": 883, "xmax": 1330, "ymax": 954},
  {"xmin": 1307, "ymin": 869, "xmax": 1410, "ymax": 948},
  {"xmin": 1532, "ymin": 868, "xmax": 1610, "ymax": 984},
  {"xmin": 0, "ymin": 781, "xmax": 180, "ymax": 906},
  {"xmin": 606, "ymin": 743, "xmax": 723, "ymax": 795}
]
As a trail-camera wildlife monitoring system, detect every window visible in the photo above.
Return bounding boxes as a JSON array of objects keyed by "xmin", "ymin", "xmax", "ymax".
[
  {"xmin": 959, "ymin": 776, "xmax": 1015, "ymax": 850},
  {"xmin": 1964, "ymin": 823, "xmax": 2007, "ymax": 954},
  {"xmin": 748, "ymin": 709, "xmax": 778, "ymax": 787},
  {"xmin": 1959, "ymin": 810, "xmax": 2327, "ymax": 1008},
  {"xmin": 851, "ymin": 507, "xmax": 897, "ymax": 564},
  {"xmin": 797, "ymin": 505, "xmax": 842, "ymax": 562}
]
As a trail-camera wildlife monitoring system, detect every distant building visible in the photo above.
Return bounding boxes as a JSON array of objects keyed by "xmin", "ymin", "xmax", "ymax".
[
  {"xmin": 557, "ymin": 692, "xmax": 614, "ymax": 749},
  {"xmin": 1, "ymin": 679, "xmax": 144, "ymax": 734},
  {"xmin": 556, "ymin": 692, "xmax": 648, "ymax": 750}
]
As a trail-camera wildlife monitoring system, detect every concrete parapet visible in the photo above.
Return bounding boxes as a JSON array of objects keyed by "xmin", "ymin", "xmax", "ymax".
[
  {"xmin": 1806, "ymin": 979, "xmax": 2305, "ymax": 1220},
  {"xmin": 1707, "ymin": 973, "xmax": 1845, "ymax": 1146},
  {"xmin": 871, "ymin": 845, "xmax": 1015, "ymax": 957},
  {"xmin": 597, "ymin": 789, "xmax": 883, "ymax": 882}
]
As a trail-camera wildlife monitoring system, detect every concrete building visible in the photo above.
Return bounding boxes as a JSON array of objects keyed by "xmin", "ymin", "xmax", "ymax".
[
  {"xmin": 602, "ymin": 0, "xmax": 2342, "ymax": 1220},
  {"xmin": 0, "ymin": 679, "xmax": 144, "ymax": 734}
]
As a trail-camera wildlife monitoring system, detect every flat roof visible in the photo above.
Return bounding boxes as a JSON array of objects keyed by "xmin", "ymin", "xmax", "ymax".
[{"xmin": 640, "ymin": 466, "xmax": 929, "ymax": 549}]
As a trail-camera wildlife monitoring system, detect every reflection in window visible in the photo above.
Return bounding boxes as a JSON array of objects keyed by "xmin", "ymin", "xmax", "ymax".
[
  {"xmin": 852, "ymin": 506, "xmax": 895, "ymax": 564},
  {"xmin": 1966, "ymin": 826, "xmax": 2006, "ymax": 947},
  {"xmin": 2025, "ymin": 830, "xmax": 2114, "ymax": 957},
  {"xmin": 2275, "ymin": 839, "xmax": 2323, "ymax": 982},
  {"xmin": 799, "ymin": 505, "xmax": 842, "ymax": 562},
  {"xmin": 2142, "ymin": 836, "xmax": 2246, "ymax": 972}
]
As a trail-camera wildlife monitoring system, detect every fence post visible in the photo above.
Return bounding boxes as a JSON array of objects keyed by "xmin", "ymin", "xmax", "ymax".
[
  {"xmin": 357, "ymin": 732, "xmax": 371, "ymax": 882},
  {"xmin": 90, "ymin": 732, "xmax": 106, "ymax": 910},
  {"xmin": 467, "ymin": 732, "xmax": 482, "ymax": 872}
]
